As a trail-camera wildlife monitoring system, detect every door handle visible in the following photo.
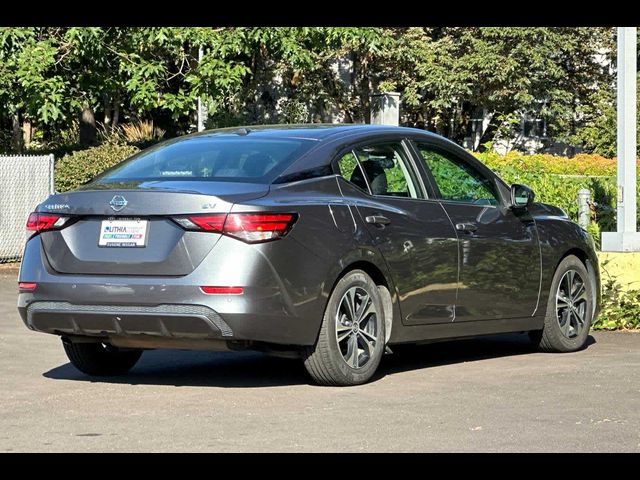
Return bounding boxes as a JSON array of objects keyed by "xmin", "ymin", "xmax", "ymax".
[
  {"xmin": 365, "ymin": 215, "xmax": 391, "ymax": 226},
  {"xmin": 455, "ymin": 222, "xmax": 478, "ymax": 233}
]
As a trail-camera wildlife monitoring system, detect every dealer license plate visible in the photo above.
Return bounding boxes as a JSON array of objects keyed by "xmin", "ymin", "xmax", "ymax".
[{"xmin": 98, "ymin": 219, "xmax": 149, "ymax": 247}]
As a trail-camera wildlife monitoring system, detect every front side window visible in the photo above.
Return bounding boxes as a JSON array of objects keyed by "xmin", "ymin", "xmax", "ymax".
[{"xmin": 416, "ymin": 143, "xmax": 499, "ymax": 206}]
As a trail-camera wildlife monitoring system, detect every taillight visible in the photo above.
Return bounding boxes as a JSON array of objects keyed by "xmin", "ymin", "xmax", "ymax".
[
  {"xmin": 18, "ymin": 282, "xmax": 37, "ymax": 291},
  {"xmin": 26, "ymin": 213, "xmax": 69, "ymax": 232},
  {"xmin": 173, "ymin": 212, "xmax": 297, "ymax": 244},
  {"xmin": 200, "ymin": 286, "xmax": 244, "ymax": 295},
  {"xmin": 177, "ymin": 214, "xmax": 226, "ymax": 232},
  {"xmin": 224, "ymin": 213, "xmax": 296, "ymax": 243}
]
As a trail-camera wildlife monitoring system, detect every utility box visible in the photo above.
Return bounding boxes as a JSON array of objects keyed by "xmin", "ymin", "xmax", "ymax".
[{"xmin": 370, "ymin": 92, "xmax": 400, "ymax": 126}]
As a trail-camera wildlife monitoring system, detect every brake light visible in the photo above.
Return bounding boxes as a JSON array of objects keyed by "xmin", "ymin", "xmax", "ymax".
[
  {"xmin": 184, "ymin": 214, "xmax": 226, "ymax": 232},
  {"xmin": 18, "ymin": 282, "xmax": 37, "ymax": 291},
  {"xmin": 224, "ymin": 213, "xmax": 296, "ymax": 243},
  {"xmin": 200, "ymin": 286, "xmax": 244, "ymax": 295},
  {"xmin": 26, "ymin": 213, "xmax": 69, "ymax": 232},
  {"xmin": 174, "ymin": 212, "xmax": 297, "ymax": 244}
]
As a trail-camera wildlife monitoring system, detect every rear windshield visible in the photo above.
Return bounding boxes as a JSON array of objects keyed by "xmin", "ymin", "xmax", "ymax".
[{"xmin": 92, "ymin": 135, "xmax": 316, "ymax": 185}]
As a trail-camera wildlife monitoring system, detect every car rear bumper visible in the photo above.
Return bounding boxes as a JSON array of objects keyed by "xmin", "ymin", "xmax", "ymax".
[
  {"xmin": 17, "ymin": 235, "xmax": 331, "ymax": 347},
  {"xmin": 18, "ymin": 290, "xmax": 318, "ymax": 346},
  {"xmin": 22, "ymin": 301, "xmax": 233, "ymax": 338}
]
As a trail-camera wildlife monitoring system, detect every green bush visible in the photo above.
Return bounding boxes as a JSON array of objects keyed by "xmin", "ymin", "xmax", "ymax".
[
  {"xmin": 593, "ymin": 262, "xmax": 640, "ymax": 330},
  {"xmin": 474, "ymin": 151, "xmax": 640, "ymax": 243},
  {"xmin": 55, "ymin": 144, "xmax": 139, "ymax": 192}
]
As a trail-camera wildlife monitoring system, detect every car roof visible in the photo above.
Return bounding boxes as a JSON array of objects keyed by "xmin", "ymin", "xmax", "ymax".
[
  {"xmin": 144, "ymin": 123, "xmax": 461, "ymax": 185},
  {"xmin": 189, "ymin": 123, "xmax": 442, "ymax": 142}
]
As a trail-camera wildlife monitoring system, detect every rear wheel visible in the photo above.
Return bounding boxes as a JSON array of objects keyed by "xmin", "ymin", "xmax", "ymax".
[
  {"xmin": 530, "ymin": 255, "xmax": 593, "ymax": 353},
  {"xmin": 63, "ymin": 340, "xmax": 143, "ymax": 376},
  {"xmin": 303, "ymin": 270, "xmax": 385, "ymax": 386}
]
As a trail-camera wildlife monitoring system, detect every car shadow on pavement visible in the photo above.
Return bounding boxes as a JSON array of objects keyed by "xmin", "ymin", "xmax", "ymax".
[
  {"xmin": 43, "ymin": 333, "xmax": 597, "ymax": 388},
  {"xmin": 373, "ymin": 333, "xmax": 597, "ymax": 382},
  {"xmin": 44, "ymin": 350, "xmax": 309, "ymax": 388}
]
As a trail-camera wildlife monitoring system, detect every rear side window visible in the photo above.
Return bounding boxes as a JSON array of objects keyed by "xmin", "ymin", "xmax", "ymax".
[
  {"xmin": 336, "ymin": 143, "xmax": 421, "ymax": 198},
  {"xmin": 92, "ymin": 136, "xmax": 315, "ymax": 185},
  {"xmin": 336, "ymin": 152, "xmax": 367, "ymax": 191}
]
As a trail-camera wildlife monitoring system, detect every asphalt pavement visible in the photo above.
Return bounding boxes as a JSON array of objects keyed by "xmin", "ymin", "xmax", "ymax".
[{"xmin": 1, "ymin": 268, "xmax": 639, "ymax": 452}]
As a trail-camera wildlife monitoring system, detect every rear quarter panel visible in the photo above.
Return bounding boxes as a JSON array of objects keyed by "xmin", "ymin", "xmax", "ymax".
[{"xmin": 237, "ymin": 175, "xmax": 398, "ymax": 343}]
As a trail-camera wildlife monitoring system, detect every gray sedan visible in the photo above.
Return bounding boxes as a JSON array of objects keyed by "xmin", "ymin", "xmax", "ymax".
[{"xmin": 18, "ymin": 125, "xmax": 600, "ymax": 385}]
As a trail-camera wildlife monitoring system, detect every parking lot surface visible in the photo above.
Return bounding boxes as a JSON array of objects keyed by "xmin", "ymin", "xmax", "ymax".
[{"xmin": 1, "ymin": 269, "xmax": 639, "ymax": 452}]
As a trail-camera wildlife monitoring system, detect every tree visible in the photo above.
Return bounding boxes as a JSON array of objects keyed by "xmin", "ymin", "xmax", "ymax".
[
  {"xmin": 373, "ymin": 27, "xmax": 615, "ymax": 150},
  {"xmin": 0, "ymin": 27, "xmax": 623, "ymax": 156}
]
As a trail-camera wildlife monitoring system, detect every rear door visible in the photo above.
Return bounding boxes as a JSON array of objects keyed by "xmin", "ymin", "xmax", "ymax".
[
  {"xmin": 335, "ymin": 139, "xmax": 459, "ymax": 325},
  {"xmin": 410, "ymin": 140, "xmax": 541, "ymax": 321}
]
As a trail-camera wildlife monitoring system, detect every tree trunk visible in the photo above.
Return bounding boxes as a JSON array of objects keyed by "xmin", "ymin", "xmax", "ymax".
[
  {"xmin": 112, "ymin": 97, "xmax": 120, "ymax": 130},
  {"xmin": 476, "ymin": 114, "xmax": 501, "ymax": 152},
  {"xmin": 103, "ymin": 96, "xmax": 112, "ymax": 130},
  {"xmin": 12, "ymin": 111, "xmax": 23, "ymax": 153},
  {"xmin": 22, "ymin": 119, "xmax": 32, "ymax": 149},
  {"xmin": 79, "ymin": 104, "xmax": 97, "ymax": 146}
]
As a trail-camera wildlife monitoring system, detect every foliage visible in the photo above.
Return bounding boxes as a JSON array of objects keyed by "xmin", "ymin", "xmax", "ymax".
[
  {"xmin": 55, "ymin": 143, "xmax": 139, "ymax": 192},
  {"xmin": 572, "ymin": 73, "xmax": 640, "ymax": 158},
  {"xmin": 97, "ymin": 120, "xmax": 165, "ymax": 148},
  {"xmin": 0, "ymin": 27, "xmax": 620, "ymax": 157},
  {"xmin": 277, "ymin": 99, "xmax": 309, "ymax": 124},
  {"xmin": 586, "ymin": 222, "xmax": 602, "ymax": 250},
  {"xmin": 593, "ymin": 262, "xmax": 640, "ymax": 330},
  {"xmin": 375, "ymin": 27, "xmax": 614, "ymax": 148},
  {"xmin": 475, "ymin": 150, "xmax": 625, "ymax": 177},
  {"xmin": 424, "ymin": 149, "xmax": 496, "ymax": 203},
  {"xmin": 473, "ymin": 151, "xmax": 640, "ymax": 242}
]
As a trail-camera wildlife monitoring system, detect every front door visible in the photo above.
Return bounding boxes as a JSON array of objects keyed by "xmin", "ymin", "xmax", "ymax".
[
  {"xmin": 335, "ymin": 141, "xmax": 458, "ymax": 325},
  {"xmin": 413, "ymin": 141, "xmax": 541, "ymax": 321}
]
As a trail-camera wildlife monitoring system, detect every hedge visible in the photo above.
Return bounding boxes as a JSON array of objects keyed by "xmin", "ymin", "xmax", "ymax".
[
  {"xmin": 55, "ymin": 144, "xmax": 139, "ymax": 192},
  {"xmin": 475, "ymin": 151, "xmax": 629, "ymax": 177},
  {"xmin": 475, "ymin": 151, "xmax": 640, "ymax": 240}
]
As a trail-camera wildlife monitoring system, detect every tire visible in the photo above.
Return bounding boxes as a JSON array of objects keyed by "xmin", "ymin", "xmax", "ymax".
[
  {"xmin": 303, "ymin": 270, "xmax": 385, "ymax": 386},
  {"xmin": 530, "ymin": 255, "xmax": 593, "ymax": 353},
  {"xmin": 63, "ymin": 340, "xmax": 143, "ymax": 376}
]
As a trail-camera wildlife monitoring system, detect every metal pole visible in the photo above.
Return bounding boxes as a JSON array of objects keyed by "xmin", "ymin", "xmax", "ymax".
[
  {"xmin": 601, "ymin": 27, "xmax": 640, "ymax": 251},
  {"xmin": 197, "ymin": 45, "xmax": 205, "ymax": 132},
  {"xmin": 49, "ymin": 154, "xmax": 55, "ymax": 194},
  {"xmin": 616, "ymin": 27, "xmax": 637, "ymax": 234},
  {"xmin": 578, "ymin": 188, "xmax": 591, "ymax": 229}
]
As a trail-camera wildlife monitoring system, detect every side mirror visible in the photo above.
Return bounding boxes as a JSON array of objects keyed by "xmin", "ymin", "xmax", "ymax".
[{"xmin": 511, "ymin": 184, "xmax": 535, "ymax": 210}]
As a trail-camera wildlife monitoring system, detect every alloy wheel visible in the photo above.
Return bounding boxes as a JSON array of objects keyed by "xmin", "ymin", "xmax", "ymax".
[
  {"xmin": 335, "ymin": 286, "xmax": 378, "ymax": 369},
  {"xmin": 555, "ymin": 269, "xmax": 589, "ymax": 339}
]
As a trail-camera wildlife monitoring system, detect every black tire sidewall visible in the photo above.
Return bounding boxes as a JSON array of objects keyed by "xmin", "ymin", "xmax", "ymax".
[
  {"xmin": 323, "ymin": 270, "xmax": 385, "ymax": 385},
  {"xmin": 543, "ymin": 255, "xmax": 593, "ymax": 352},
  {"xmin": 63, "ymin": 341, "xmax": 142, "ymax": 376}
]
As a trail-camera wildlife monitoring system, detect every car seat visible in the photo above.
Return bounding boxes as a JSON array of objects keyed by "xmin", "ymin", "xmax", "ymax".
[{"xmin": 350, "ymin": 160, "xmax": 388, "ymax": 195}]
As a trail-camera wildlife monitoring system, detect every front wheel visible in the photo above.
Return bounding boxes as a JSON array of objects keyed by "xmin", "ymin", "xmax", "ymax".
[
  {"xmin": 303, "ymin": 270, "xmax": 385, "ymax": 386},
  {"xmin": 63, "ymin": 339, "xmax": 143, "ymax": 376},
  {"xmin": 530, "ymin": 255, "xmax": 593, "ymax": 353}
]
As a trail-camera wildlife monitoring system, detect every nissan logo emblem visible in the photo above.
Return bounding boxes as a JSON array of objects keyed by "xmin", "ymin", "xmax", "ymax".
[{"xmin": 109, "ymin": 195, "xmax": 128, "ymax": 212}]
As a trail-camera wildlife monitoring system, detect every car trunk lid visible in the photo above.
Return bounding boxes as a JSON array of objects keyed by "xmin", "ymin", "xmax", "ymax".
[{"xmin": 37, "ymin": 181, "xmax": 269, "ymax": 276}]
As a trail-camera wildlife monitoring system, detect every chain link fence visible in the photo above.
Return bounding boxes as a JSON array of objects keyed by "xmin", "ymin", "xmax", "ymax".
[{"xmin": 0, "ymin": 154, "xmax": 54, "ymax": 263}]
